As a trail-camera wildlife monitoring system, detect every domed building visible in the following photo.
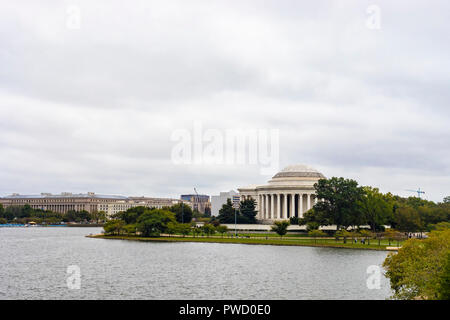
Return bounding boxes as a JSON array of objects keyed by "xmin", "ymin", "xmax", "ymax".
[{"xmin": 238, "ymin": 164, "xmax": 326, "ymax": 222}]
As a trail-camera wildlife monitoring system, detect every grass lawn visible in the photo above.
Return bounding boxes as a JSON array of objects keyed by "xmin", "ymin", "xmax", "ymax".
[{"xmin": 88, "ymin": 233, "xmax": 404, "ymax": 251}]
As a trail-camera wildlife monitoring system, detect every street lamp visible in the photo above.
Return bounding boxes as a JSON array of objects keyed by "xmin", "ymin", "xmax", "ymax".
[{"xmin": 234, "ymin": 208, "xmax": 237, "ymax": 237}]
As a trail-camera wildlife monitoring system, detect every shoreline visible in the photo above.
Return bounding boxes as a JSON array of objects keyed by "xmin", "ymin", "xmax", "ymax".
[{"xmin": 87, "ymin": 234, "xmax": 396, "ymax": 251}]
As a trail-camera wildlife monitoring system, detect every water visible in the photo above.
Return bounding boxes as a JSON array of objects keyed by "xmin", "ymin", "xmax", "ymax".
[{"xmin": 0, "ymin": 227, "xmax": 392, "ymax": 299}]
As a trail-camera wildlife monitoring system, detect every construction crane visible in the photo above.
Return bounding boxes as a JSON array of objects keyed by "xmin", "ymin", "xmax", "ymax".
[
  {"xmin": 194, "ymin": 188, "xmax": 200, "ymax": 213},
  {"xmin": 405, "ymin": 188, "xmax": 425, "ymax": 198}
]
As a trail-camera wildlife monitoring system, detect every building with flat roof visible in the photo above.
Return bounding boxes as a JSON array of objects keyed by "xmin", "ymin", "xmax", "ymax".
[
  {"xmin": 0, "ymin": 192, "xmax": 189, "ymax": 217},
  {"xmin": 211, "ymin": 190, "xmax": 240, "ymax": 216}
]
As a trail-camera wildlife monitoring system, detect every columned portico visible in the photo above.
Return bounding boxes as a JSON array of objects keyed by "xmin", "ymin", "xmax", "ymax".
[{"xmin": 238, "ymin": 164, "xmax": 325, "ymax": 223}]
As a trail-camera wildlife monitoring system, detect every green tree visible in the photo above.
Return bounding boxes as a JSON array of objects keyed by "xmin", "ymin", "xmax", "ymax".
[
  {"xmin": 394, "ymin": 207, "xmax": 423, "ymax": 233},
  {"xmin": 306, "ymin": 221, "xmax": 320, "ymax": 231},
  {"xmin": 299, "ymin": 208, "xmax": 329, "ymax": 227},
  {"xmin": 216, "ymin": 225, "xmax": 229, "ymax": 237},
  {"xmin": 383, "ymin": 229, "xmax": 450, "ymax": 299},
  {"xmin": 201, "ymin": 223, "xmax": 216, "ymax": 237},
  {"xmin": 117, "ymin": 206, "xmax": 148, "ymax": 224},
  {"xmin": 271, "ymin": 220, "xmax": 290, "ymax": 238},
  {"xmin": 358, "ymin": 229, "xmax": 374, "ymax": 245},
  {"xmin": 192, "ymin": 225, "xmax": 202, "ymax": 237},
  {"xmin": 103, "ymin": 220, "xmax": 125, "ymax": 235},
  {"xmin": 178, "ymin": 223, "xmax": 192, "ymax": 237},
  {"xmin": 169, "ymin": 203, "xmax": 193, "ymax": 223},
  {"xmin": 438, "ymin": 253, "xmax": 450, "ymax": 300},
  {"xmin": 430, "ymin": 221, "xmax": 450, "ymax": 231},
  {"xmin": 217, "ymin": 199, "xmax": 236, "ymax": 224},
  {"xmin": 167, "ymin": 221, "xmax": 179, "ymax": 235},
  {"xmin": 239, "ymin": 199, "xmax": 258, "ymax": 223},
  {"xmin": 335, "ymin": 229, "xmax": 353, "ymax": 244},
  {"xmin": 123, "ymin": 223, "xmax": 137, "ymax": 235},
  {"xmin": 137, "ymin": 209, "xmax": 176, "ymax": 237},
  {"xmin": 91, "ymin": 210, "xmax": 107, "ymax": 223},
  {"xmin": 357, "ymin": 187, "xmax": 393, "ymax": 231},
  {"xmin": 308, "ymin": 229, "xmax": 326, "ymax": 244},
  {"xmin": 313, "ymin": 177, "xmax": 365, "ymax": 230}
]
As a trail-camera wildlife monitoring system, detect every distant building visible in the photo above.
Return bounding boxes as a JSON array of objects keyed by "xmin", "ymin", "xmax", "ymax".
[
  {"xmin": 211, "ymin": 190, "xmax": 240, "ymax": 216},
  {"xmin": 0, "ymin": 192, "xmax": 188, "ymax": 217},
  {"xmin": 99, "ymin": 197, "xmax": 187, "ymax": 216},
  {"xmin": 180, "ymin": 194, "xmax": 210, "ymax": 214}
]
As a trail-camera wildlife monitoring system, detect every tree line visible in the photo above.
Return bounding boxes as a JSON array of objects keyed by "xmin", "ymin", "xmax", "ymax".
[
  {"xmin": 0, "ymin": 203, "xmax": 107, "ymax": 224},
  {"xmin": 299, "ymin": 177, "xmax": 450, "ymax": 233},
  {"xmin": 103, "ymin": 204, "xmax": 230, "ymax": 237}
]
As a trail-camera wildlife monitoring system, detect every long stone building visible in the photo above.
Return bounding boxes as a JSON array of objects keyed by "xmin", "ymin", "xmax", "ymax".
[
  {"xmin": 0, "ymin": 192, "xmax": 189, "ymax": 216},
  {"xmin": 238, "ymin": 164, "xmax": 325, "ymax": 222}
]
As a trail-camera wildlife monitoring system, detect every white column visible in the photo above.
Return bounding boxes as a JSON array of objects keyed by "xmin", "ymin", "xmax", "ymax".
[
  {"xmin": 270, "ymin": 194, "xmax": 274, "ymax": 220},
  {"xmin": 299, "ymin": 193, "xmax": 303, "ymax": 217},
  {"xmin": 277, "ymin": 194, "xmax": 281, "ymax": 220},
  {"xmin": 283, "ymin": 193, "xmax": 288, "ymax": 219},
  {"xmin": 265, "ymin": 194, "xmax": 268, "ymax": 219},
  {"xmin": 291, "ymin": 194, "xmax": 295, "ymax": 218},
  {"xmin": 307, "ymin": 193, "xmax": 311, "ymax": 211},
  {"xmin": 260, "ymin": 195, "xmax": 264, "ymax": 219}
]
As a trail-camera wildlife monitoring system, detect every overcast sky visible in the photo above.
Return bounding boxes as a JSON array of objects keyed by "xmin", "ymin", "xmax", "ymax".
[{"xmin": 0, "ymin": 0, "xmax": 449, "ymax": 202}]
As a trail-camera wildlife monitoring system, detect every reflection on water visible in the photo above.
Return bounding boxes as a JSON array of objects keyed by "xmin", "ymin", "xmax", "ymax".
[{"xmin": 0, "ymin": 227, "xmax": 392, "ymax": 299}]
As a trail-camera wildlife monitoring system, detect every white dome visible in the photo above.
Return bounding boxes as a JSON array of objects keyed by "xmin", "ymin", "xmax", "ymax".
[{"xmin": 272, "ymin": 164, "xmax": 325, "ymax": 179}]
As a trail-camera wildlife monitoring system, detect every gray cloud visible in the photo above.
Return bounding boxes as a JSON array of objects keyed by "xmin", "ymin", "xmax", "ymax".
[{"xmin": 0, "ymin": 0, "xmax": 449, "ymax": 202}]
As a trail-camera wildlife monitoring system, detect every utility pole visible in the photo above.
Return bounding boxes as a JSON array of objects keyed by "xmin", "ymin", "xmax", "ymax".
[{"xmin": 234, "ymin": 208, "xmax": 237, "ymax": 237}]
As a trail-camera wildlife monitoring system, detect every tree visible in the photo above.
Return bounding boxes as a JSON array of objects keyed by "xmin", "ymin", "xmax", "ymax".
[
  {"xmin": 299, "ymin": 208, "xmax": 329, "ymax": 227},
  {"xmin": 335, "ymin": 229, "xmax": 353, "ymax": 244},
  {"xmin": 308, "ymin": 229, "xmax": 326, "ymax": 244},
  {"xmin": 192, "ymin": 226, "xmax": 202, "ymax": 238},
  {"xmin": 216, "ymin": 225, "xmax": 229, "ymax": 237},
  {"xmin": 430, "ymin": 221, "xmax": 450, "ymax": 231},
  {"xmin": 167, "ymin": 222, "xmax": 179, "ymax": 235},
  {"xmin": 137, "ymin": 209, "xmax": 176, "ymax": 237},
  {"xmin": 357, "ymin": 187, "xmax": 393, "ymax": 231},
  {"xmin": 289, "ymin": 216, "xmax": 299, "ymax": 225},
  {"xmin": 394, "ymin": 207, "xmax": 423, "ymax": 233},
  {"xmin": 271, "ymin": 220, "xmax": 290, "ymax": 238},
  {"xmin": 217, "ymin": 199, "xmax": 235, "ymax": 224},
  {"xmin": 178, "ymin": 223, "xmax": 192, "ymax": 237},
  {"xmin": 123, "ymin": 224, "xmax": 137, "ymax": 236},
  {"xmin": 201, "ymin": 224, "xmax": 216, "ymax": 237},
  {"xmin": 103, "ymin": 220, "xmax": 125, "ymax": 235},
  {"xmin": 313, "ymin": 177, "xmax": 365, "ymax": 230},
  {"xmin": 169, "ymin": 203, "xmax": 193, "ymax": 223},
  {"xmin": 306, "ymin": 221, "xmax": 320, "ymax": 231},
  {"xmin": 117, "ymin": 206, "xmax": 147, "ymax": 224},
  {"xmin": 91, "ymin": 210, "xmax": 107, "ymax": 223},
  {"xmin": 444, "ymin": 196, "xmax": 450, "ymax": 204},
  {"xmin": 383, "ymin": 229, "xmax": 450, "ymax": 299},
  {"xmin": 358, "ymin": 229, "xmax": 374, "ymax": 245},
  {"xmin": 239, "ymin": 199, "xmax": 258, "ymax": 223}
]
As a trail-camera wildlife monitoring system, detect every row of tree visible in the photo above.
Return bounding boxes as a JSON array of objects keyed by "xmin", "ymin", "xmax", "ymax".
[
  {"xmin": 104, "ymin": 206, "xmax": 230, "ymax": 237},
  {"xmin": 213, "ymin": 198, "xmax": 258, "ymax": 224},
  {"xmin": 299, "ymin": 177, "xmax": 450, "ymax": 233},
  {"xmin": 0, "ymin": 204, "xmax": 107, "ymax": 224}
]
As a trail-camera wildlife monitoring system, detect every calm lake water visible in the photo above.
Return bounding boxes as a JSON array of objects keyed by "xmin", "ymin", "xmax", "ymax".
[{"xmin": 0, "ymin": 227, "xmax": 392, "ymax": 299}]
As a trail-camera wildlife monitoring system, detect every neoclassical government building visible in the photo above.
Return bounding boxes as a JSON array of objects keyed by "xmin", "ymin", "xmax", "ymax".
[{"xmin": 238, "ymin": 164, "xmax": 325, "ymax": 222}]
